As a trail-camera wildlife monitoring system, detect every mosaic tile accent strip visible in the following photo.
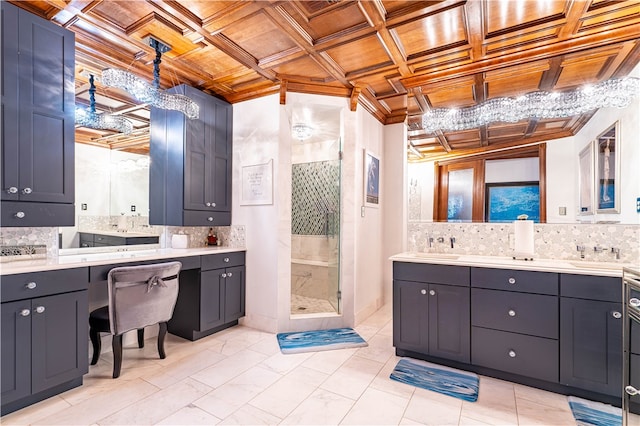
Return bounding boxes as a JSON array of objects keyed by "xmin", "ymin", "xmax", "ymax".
[
  {"xmin": 0, "ymin": 244, "xmax": 47, "ymax": 262},
  {"xmin": 292, "ymin": 161, "xmax": 340, "ymax": 236},
  {"xmin": 163, "ymin": 225, "xmax": 246, "ymax": 249},
  {"xmin": 0, "ymin": 227, "xmax": 58, "ymax": 259}
]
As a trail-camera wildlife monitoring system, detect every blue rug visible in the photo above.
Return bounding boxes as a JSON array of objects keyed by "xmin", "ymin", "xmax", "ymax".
[
  {"xmin": 276, "ymin": 327, "xmax": 368, "ymax": 354},
  {"xmin": 390, "ymin": 358, "xmax": 479, "ymax": 402},
  {"xmin": 568, "ymin": 396, "xmax": 622, "ymax": 426}
]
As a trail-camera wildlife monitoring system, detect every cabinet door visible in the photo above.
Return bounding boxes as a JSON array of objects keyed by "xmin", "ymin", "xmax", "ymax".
[
  {"xmin": 560, "ymin": 298, "xmax": 622, "ymax": 397},
  {"xmin": 393, "ymin": 280, "xmax": 429, "ymax": 353},
  {"xmin": 200, "ymin": 269, "xmax": 224, "ymax": 331},
  {"xmin": 184, "ymin": 88, "xmax": 211, "ymax": 212},
  {"xmin": 210, "ymin": 99, "xmax": 232, "ymax": 212},
  {"xmin": 1, "ymin": 3, "xmax": 20, "ymax": 201},
  {"xmin": 31, "ymin": 291, "xmax": 88, "ymax": 394},
  {"xmin": 224, "ymin": 266, "xmax": 245, "ymax": 323},
  {"xmin": 17, "ymin": 6, "xmax": 75, "ymax": 204},
  {"xmin": 429, "ymin": 283, "xmax": 470, "ymax": 363},
  {"xmin": 1, "ymin": 300, "xmax": 31, "ymax": 405}
]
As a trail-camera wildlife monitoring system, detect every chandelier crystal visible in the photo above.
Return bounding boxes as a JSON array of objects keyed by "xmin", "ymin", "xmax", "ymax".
[
  {"xmin": 422, "ymin": 77, "xmax": 640, "ymax": 133},
  {"xmin": 75, "ymin": 74, "xmax": 133, "ymax": 134},
  {"xmin": 291, "ymin": 123, "xmax": 313, "ymax": 141},
  {"xmin": 101, "ymin": 38, "xmax": 199, "ymax": 120}
]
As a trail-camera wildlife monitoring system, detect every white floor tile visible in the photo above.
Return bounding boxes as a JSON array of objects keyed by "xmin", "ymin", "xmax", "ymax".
[
  {"xmin": 280, "ymin": 388, "xmax": 355, "ymax": 425},
  {"xmin": 340, "ymin": 387, "xmax": 409, "ymax": 425}
]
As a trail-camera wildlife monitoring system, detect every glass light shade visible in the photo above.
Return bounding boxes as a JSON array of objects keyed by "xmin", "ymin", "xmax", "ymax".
[
  {"xmin": 292, "ymin": 123, "xmax": 313, "ymax": 141},
  {"xmin": 422, "ymin": 77, "xmax": 640, "ymax": 133},
  {"xmin": 75, "ymin": 108, "xmax": 134, "ymax": 134}
]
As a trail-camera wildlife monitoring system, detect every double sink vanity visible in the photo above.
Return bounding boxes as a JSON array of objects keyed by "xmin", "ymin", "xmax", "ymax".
[
  {"xmin": 390, "ymin": 252, "xmax": 640, "ymax": 413},
  {"xmin": 0, "ymin": 247, "xmax": 246, "ymax": 415}
]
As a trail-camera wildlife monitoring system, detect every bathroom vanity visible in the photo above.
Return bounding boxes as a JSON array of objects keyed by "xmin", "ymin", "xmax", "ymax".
[
  {"xmin": 391, "ymin": 252, "xmax": 637, "ymax": 411},
  {"xmin": 0, "ymin": 247, "xmax": 246, "ymax": 415}
]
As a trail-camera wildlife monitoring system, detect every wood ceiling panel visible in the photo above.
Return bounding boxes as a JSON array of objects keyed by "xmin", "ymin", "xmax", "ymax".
[
  {"xmin": 409, "ymin": 48, "xmax": 472, "ymax": 74},
  {"xmin": 272, "ymin": 56, "xmax": 334, "ymax": 81},
  {"xmin": 90, "ymin": 2, "xmax": 156, "ymax": 29},
  {"xmin": 485, "ymin": 60, "xmax": 550, "ymax": 98},
  {"xmin": 443, "ymin": 129, "xmax": 482, "ymax": 143},
  {"xmin": 484, "ymin": 25, "xmax": 562, "ymax": 56},
  {"xmin": 221, "ymin": 12, "xmax": 299, "ymax": 60},
  {"xmin": 422, "ymin": 76, "xmax": 476, "ymax": 108},
  {"xmin": 287, "ymin": 1, "xmax": 369, "ymax": 41},
  {"xmin": 554, "ymin": 46, "xmax": 623, "ymax": 89},
  {"xmin": 379, "ymin": 94, "xmax": 408, "ymax": 113},
  {"xmin": 484, "ymin": 0, "xmax": 567, "ymax": 36},
  {"xmin": 578, "ymin": 1, "xmax": 640, "ymax": 35},
  {"xmin": 359, "ymin": 73, "xmax": 404, "ymax": 97},
  {"xmin": 487, "ymin": 123, "xmax": 528, "ymax": 139},
  {"xmin": 323, "ymin": 34, "xmax": 394, "ymax": 76},
  {"xmin": 391, "ymin": 5, "xmax": 467, "ymax": 58}
]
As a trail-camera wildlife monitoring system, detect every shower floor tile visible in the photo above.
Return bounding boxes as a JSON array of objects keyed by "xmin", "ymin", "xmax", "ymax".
[{"xmin": 291, "ymin": 293, "xmax": 337, "ymax": 314}]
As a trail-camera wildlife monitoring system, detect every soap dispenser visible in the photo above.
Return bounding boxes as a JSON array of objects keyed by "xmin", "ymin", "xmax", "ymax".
[{"xmin": 207, "ymin": 228, "xmax": 217, "ymax": 246}]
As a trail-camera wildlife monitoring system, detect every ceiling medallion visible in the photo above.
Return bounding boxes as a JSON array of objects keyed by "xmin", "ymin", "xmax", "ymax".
[
  {"xmin": 422, "ymin": 77, "xmax": 640, "ymax": 133},
  {"xmin": 75, "ymin": 74, "xmax": 133, "ymax": 134},
  {"xmin": 102, "ymin": 37, "xmax": 199, "ymax": 120},
  {"xmin": 292, "ymin": 123, "xmax": 313, "ymax": 141}
]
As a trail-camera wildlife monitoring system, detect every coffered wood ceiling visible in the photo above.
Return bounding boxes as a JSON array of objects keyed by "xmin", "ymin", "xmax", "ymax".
[{"xmin": 10, "ymin": 0, "xmax": 640, "ymax": 159}]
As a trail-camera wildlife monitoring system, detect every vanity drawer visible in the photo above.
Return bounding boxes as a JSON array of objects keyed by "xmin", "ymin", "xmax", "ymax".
[
  {"xmin": 88, "ymin": 256, "xmax": 201, "ymax": 282},
  {"xmin": 183, "ymin": 210, "xmax": 231, "ymax": 227},
  {"xmin": 471, "ymin": 268, "xmax": 558, "ymax": 295},
  {"xmin": 560, "ymin": 274, "xmax": 621, "ymax": 302},
  {"xmin": 393, "ymin": 262, "xmax": 470, "ymax": 286},
  {"xmin": 201, "ymin": 252, "xmax": 245, "ymax": 271},
  {"xmin": 1, "ymin": 268, "xmax": 89, "ymax": 302},
  {"xmin": 472, "ymin": 288, "xmax": 558, "ymax": 339},
  {"xmin": 472, "ymin": 326, "xmax": 558, "ymax": 383}
]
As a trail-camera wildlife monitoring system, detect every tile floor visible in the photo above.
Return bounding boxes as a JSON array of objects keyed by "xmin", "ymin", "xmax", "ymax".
[
  {"xmin": 3, "ymin": 304, "xmax": 639, "ymax": 425},
  {"xmin": 290, "ymin": 293, "xmax": 337, "ymax": 315}
]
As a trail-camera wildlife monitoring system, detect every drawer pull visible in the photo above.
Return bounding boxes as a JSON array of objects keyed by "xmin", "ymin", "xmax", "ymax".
[
  {"xmin": 612, "ymin": 311, "xmax": 622, "ymax": 319},
  {"xmin": 7, "ymin": 186, "xmax": 18, "ymax": 194},
  {"xmin": 630, "ymin": 298, "xmax": 640, "ymax": 308},
  {"xmin": 35, "ymin": 306, "xmax": 45, "ymax": 314},
  {"xmin": 207, "ymin": 217, "xmax": 214, "ymax": 222},
  {"xmin": 508, "ymin": 277, "xmax": 516, "ymax": 285},
  {"xmin": 421, "ymin": 289, "xmax": 427, "ymax": 295},
  {"xmin": 15, "ymin": 211, "xmax": 25, "ymax": 219},
  {"xmin": 626, "ymin": 386, "xmax": 639, "ymax": 396},
  {"xmin": 429, "ymin": 290, "xmax": 436, "ymax": 296},
  {"xmin": 227, "ymin": 272, "xmax": 233, "ymax": 277},
  {"xmin": 22, "ymin": 187, "xmax": 32, "ymax": 194},
  {"xmin": 508, "ymin": 309, "xmax": 516, "ymax": 317},
  {"xmin": 224, "ymin": 257, "xmax": 230, "ymax": 263},
  {"xmin": 25, "ymin": 281, "xmax": 37, "ymax": 290},
  {"xmin": 221, "ymin": 273, "xmax": 227, "ymax": 278},
  {"xmin": 508, "ymin": 350, "xmax": 516, "ymax": 358},
  {"xmin": 20, "ymin": 309, "xmax": 30, "ymax": 317}
]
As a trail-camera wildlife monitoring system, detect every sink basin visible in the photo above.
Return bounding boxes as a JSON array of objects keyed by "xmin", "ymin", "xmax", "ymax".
[{"xmin": 569, "ymin": 261, "xmax": 625, "ymax": 271}]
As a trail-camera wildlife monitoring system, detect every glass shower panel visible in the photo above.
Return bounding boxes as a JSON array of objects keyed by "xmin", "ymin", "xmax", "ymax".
[{"xmin": 447, "ymin": 168, "xmax": 474, "ymax": 222}]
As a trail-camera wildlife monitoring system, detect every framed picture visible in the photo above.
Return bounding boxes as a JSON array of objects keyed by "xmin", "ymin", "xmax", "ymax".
[
  {"xmin": 578, "ymin": 141, "xmax": 594, "ymax": 215},
  {"xmin": 595, "ymin": 121, "xmax": 620, "ymax": 213},
  {"xmin": 485, "ymin": 181, "xmax": 540, "ymax": 222},
  {"xmin": 240, "ymin": 159, "xmax": 273, "ymax": 205},
  {"xmin": 363, "ymin": 149, "xmax": 380, "ymax": 207}
]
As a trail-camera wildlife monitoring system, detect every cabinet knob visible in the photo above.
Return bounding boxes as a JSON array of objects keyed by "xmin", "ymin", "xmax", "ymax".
[
  {"xmin": 508, "ymin": 309, "xmax": 516, "ymax": 317},
  {"xmin": 15, "ymin": 211, "xmax": 25, "ymax": 219},
  {"xmin": 224, "ymin": 257, "xmax": 230, "ymax": 263},
  {"xmin": 626, "ymin": 386, "xmax": 639, "ymax": 396},
  {"xmin": 221, "ymin": 273, "xmax": 227, "ymax": 278},
  {"xmin": 20, "ymin": 309, "xmax": 31, "ymax": 317},
  {"xmin": 227, "ymin": 272, "xmax": 233, "ymax": 277},
  {"xmin": 22, "ymin": 187, "xmax": 32, "ymax": 194},
  {"xmin": 429, "ymin": 290, "xmax": 436, "ymax": 296},
  {"xmin": 206, "ymin": 202, "xmax": 211, "ymax": 206},
  {"xmin": 211, "ymin": 202, "xmax": 216, "ymax": 207},
  {"xmin": 35, "ymin": 306, "xmax": 45, "ymax": 314},
  {"xmin": 508, "ymin": 350, "xmax": 516, "ymax": 358},
  {"xmin": 612, "ymin": 311, "xmax": 622, "ymax": 319},
  {"xmin": 207, "ymin": 217, "xmax": 214, "ymax": 222},
  {"xmin": 421, "ymin": 289, "xmax": 427, "ymax": 295},
  {"xmin": 7, "ymin": 186, "xmax": 18, "ymax": 194},
  {"xmin": 630, "ymin": 298, "xmax": 640, "ymax": 308},
  {"xmin": 508, "ymin": 277, "xmax": 516, "ymax": 284},
  {"xmin": 25, "ymin": 282, "xmax": 37, "ymax": 290}
]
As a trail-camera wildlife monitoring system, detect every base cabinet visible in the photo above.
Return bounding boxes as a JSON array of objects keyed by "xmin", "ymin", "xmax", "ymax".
[
  {"xmin": 393, "ymin": 263, "xmax": 470, "ymax": 364},
  {"xmin": 1, "ymin": 269, "xmax": 88, "ymax": 415},
  {"xmin": 168, "ymin": 252, "xmax": 245, "ymax": 341}
]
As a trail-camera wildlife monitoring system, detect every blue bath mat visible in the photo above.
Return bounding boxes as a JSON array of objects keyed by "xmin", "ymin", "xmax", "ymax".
[
  {"xmin": 568, "ymin": 396, "xmax": 622, "ymax": 426},
  {"xmin": 276, "ymin": 327, "xmax": 368, "ymax": 354},
  {"xmin": 390, "ymin": 358, "xmax": 479, "ymax": 402}
]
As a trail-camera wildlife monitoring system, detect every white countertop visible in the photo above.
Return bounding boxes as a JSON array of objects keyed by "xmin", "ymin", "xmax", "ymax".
[
  {"xmin": 390, "ymin": 252, "xmax": 638, "ymax": 277},
  {"xmin": 80, "ymin": 229, "xmax": 159, "ymax": 238},
  {"xmin": 0, "ymin": 247, "xmax": 246, "ymax": 275}
]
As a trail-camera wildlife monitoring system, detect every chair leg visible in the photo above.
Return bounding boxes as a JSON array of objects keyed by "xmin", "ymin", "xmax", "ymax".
[
  {"xmin": 89, "ymin": 327, "xmax": 101, "ymax": 365},
  {"xmin": 158, "ymin": 322, "xmax": 167, "ymax": 359},
  {"xmin": 112, "ymin": 334, "xmax": 123, "ymax": 378},
  {"xmin": 137, "ymin": 328, "xmax": 145, "ymax": 348}
]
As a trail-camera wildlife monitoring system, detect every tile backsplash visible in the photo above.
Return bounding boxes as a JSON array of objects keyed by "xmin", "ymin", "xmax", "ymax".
[{"xmin": 408, "ymin": 222, "xmax": 640, "ymax": 264}]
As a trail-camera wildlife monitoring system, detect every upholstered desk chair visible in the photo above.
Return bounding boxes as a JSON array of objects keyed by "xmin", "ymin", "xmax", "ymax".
[{"xmin": 89, "ymin": 261, "xmax": 182, "ymax": 378}]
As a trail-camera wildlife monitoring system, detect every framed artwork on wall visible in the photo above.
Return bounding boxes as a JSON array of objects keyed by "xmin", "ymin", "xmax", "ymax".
[
  {"xmin": 364, "ymin": 149, "xmax": 380, "ymax": 208},
  {"xmin": 578, "ymin": 141, "xmax": 594, "ymax": 215},
  {"xmin": 595, "ymin": 122, "xmax": 620, "ymax": 213},
  {"xmin": 240, "ymin": 159, "xmax": 273, "ymax": 205},
  {"xmin": 485, "ymin": 181, "xmax": 540, "ymax": 223}
]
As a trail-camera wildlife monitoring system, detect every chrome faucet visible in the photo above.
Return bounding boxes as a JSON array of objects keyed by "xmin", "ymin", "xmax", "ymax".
[
  {"xmin": 450, "ymin": 236, "xmax": 456, "ymax": 248},
  {"xmin": 428, "ymin": 237, "xmax": 434, "ymax": 248},
  {"xmin": 611, "ymin": 247, "xmax": 621, "ymax": 260},
  {"xmin": 576, "ymin": 245, "xmax": 585, "ymax": 259},
  {"xmin": 594, "ymin": 245, "xmax": 607, "ymax": 253}
]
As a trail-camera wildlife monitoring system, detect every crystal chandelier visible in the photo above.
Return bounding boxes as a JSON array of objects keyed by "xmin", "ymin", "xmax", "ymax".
[
  {"xmin": 422, "ymin": 77, "xmax": 640, "ymax": 133},
  {"xmin": 102, "ymin": 37, "xmax": 199, "ymax": 120},
  {"xmin": 75, "ymin": 74, "xmax": 133, "ymax": 134},
  {"xmin": 292, "ymin": 123, "xmax": 313, "ymax": 141}
]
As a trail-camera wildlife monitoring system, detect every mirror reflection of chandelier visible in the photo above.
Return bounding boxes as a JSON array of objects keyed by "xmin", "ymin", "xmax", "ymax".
[
  {"xmin": 422, "ymin": 77, "xmax": 640, "ymax": 133},
  {"xmin": 292, "ymin": 123, "xmax": 313, "ymax": 141},
  {"xmin": 75, "ymin": 74, "xmax": 133, "ymax": 134},
  {"xmin": 102, "ymin": 37, "xmax": 199, "ymax": 120}
]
